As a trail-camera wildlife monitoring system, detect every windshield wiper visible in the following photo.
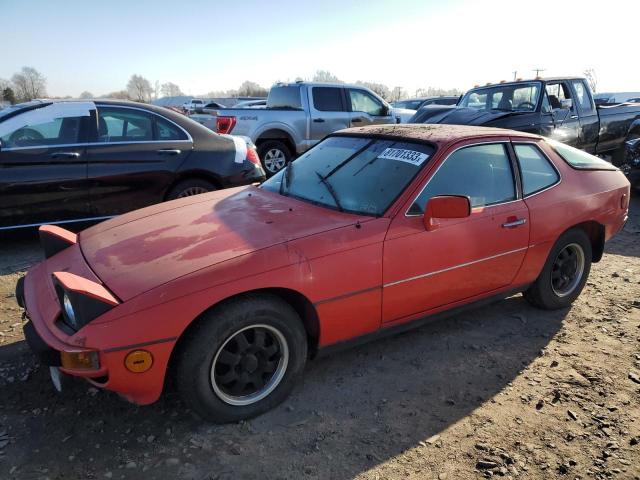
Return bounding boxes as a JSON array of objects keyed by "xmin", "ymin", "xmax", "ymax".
[{"xmin": 315, "ymin": 171, "xmax": 343, "ymax": 212}]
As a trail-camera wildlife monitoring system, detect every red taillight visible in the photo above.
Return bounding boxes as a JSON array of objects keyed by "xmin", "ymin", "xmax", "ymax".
[
  {"xmin": 216, "ymin": 116, "xmax": 237, "ymax": 134},
  {"xmin": 246, "ymin": 147, "xmax": 261, "ymax": 167}
]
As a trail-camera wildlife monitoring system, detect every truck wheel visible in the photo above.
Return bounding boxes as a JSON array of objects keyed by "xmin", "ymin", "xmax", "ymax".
[
  {"xmin": 167, "ymin": 179, "xmax": 216, "ymax": 200},
  {"xmin": 176, "ymin": 294, "xmax": 307, "ymax": 423},
  {"xmin": 258, "ymin": 140, "xmax": 291, "ymax": 176},
  {"xmin": 523, "ymin": 228, "xmax": 592, "ymax": 310}
]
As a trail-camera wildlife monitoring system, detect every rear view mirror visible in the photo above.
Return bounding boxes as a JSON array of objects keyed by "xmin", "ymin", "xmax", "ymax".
[{"xmin": 423, "ymin": 195, "xmax": 471, "ymax": 231}]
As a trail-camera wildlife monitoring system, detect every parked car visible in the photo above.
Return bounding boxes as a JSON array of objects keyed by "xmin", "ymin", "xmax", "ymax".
[
  {"xmin": 211, "ymin": 81, "xmax": 407, "ymax": 175},
  {"xmin": 17, "ymin": 124, "xmax": 629, "ymax": 422},
  {"xmin": 392, "ymin": 96, "xmax": 459, "ymax": 110},
  {"xmin": 182, "ymin": 98, "xmax": 205, "ymax": 113},
  {"xmin": 410, "ymin": 77, "xmax": 640, "ymax": 188},
  {"xmin": 594, "ymin": 92, "xmax": 640, "ymax": 105},
  {"xmin": 233, "ymin": 99, "xmax": 267, "ymax": 108},
  {"xmin": 0, "ymin": 100, "xmax": 265, "ymax": 230}
]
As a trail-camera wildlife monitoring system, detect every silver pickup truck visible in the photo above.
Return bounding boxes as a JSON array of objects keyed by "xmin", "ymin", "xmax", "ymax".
[{"xmin": 191, "ymin": 82, "xmax": 411, "ymax": 175}]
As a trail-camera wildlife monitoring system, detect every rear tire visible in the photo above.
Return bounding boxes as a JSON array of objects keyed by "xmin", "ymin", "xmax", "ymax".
[
  {"xmin": 176, "ymin": 294, "xmax": 307, "ymax": 423},
  {"xmin": 258, "ymin": 140, "xmax": 291, "ymax": 176},
  {"xmin": 524, "ymin": 228, "xmax": 592, "ymax": 310},
  {"xmin": 167, "ymin": 179, "xmax": 215, "ymax": 200}
]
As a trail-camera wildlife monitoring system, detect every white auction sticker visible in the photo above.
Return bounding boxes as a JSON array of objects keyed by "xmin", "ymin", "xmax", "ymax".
[{"xmin": 378, "ymin": 148, "xmax": 429, "ymax": 166}]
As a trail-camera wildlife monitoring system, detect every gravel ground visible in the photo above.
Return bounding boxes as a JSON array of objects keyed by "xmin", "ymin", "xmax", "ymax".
[{"xmin": 0, "ymin": 199, "xmax": 638, "ymax": 480}]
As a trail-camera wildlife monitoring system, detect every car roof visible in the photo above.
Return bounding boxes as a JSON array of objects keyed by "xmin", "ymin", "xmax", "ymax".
[{"xmin": 334, "ymin": 124, "xmax": 540, "ymax": 147}]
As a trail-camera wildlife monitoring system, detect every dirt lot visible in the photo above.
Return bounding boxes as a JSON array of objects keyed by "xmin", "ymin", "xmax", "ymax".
[{"xmin": 0, "ymin": 200, "xmax": 639, "ymax": 480}]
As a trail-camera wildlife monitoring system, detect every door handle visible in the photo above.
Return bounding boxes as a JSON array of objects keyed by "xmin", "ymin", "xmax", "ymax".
[
  {"xmin": 156, "ymin": 149, "xmax": 182, "ymax": 155},
  {"xmin": 570, "ymin": 115, "xmax": 578, "ymax": 119},
  {"xmin": 313, "ymin": 118, "xmax": 325, "ymax": 123},
  {"xmin": 352, "ymin": 118, "xmax": 364, "ymax": 123},
  {"xmin": 50, "ymin": 152, "xmax": 80, "ymax": 159},
  {"xmin": 502, "ymin": 218, "xmax": 527, "ymax": 228}
]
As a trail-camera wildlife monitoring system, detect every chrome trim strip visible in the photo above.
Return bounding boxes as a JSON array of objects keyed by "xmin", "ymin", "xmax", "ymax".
[
  {"xmin": 383, "ymin": 246, "xmax": 529, "ymax": 288},
  {"xmin": 313, "ymin": 285, "xmax": 381, "ymax": 306},
  {"xmin": 0, "ymin": 215, "xmax": 113, "ymax": 231}
]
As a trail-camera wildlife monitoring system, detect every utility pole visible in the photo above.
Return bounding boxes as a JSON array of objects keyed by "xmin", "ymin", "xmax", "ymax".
[
  {"xmin": 513, "ymin": 71, "xmax": 517, "ymax": 81},
  {"xmin": 533, "ymin": 68, "xmax": 545, "ymax": 78}
]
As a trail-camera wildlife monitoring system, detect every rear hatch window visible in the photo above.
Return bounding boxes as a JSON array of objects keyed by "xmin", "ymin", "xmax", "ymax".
[{"xmin": 547, "ymin": 139, "xmax": 618, "ymax": 171}]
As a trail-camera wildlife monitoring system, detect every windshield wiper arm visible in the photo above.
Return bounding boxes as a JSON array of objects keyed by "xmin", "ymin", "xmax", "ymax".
[{"xmin": 315, "ymin": 171, "xmax": 343, "ymax": 211}]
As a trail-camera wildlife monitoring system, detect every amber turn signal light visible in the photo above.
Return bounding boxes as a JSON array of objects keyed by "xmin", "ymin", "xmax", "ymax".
[
  {"xmin": 61, "ymin": 350, "xmax": 100, "ymax": 370},
  {"xmin": 124, "ymin": 350, "xmax": 153, "ymax": 373}
]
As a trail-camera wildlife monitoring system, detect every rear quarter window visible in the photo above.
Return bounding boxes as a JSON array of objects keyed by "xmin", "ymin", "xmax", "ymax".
[
  {"xmin": 513, "ymin": 144, "xmax": 559, "ymax": 195},
  {"xmin": 547, "ymin": 139, "xmax": 618, "ymax": 170}
]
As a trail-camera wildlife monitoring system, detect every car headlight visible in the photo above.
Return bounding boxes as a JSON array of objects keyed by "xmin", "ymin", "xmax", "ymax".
[
  {"xmin": 52, "ymin": 272, "xmax": 119, "ymax": 332},
  {"xmin": 62, "ymin": 293, "xmax": 77, "ymax": 328}
]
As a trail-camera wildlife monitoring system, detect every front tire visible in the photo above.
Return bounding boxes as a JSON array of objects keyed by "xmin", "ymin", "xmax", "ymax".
[
  {"xmin": 176, "ymin": 294, "xmax": 307, "ymax": 423},
  {"xmin": 524, "ymin": 228, "xmax": 592, "ymax": 310},
  {"xmin": 257, "ymin": 140, "xmax": 291, "ymax": 176}
]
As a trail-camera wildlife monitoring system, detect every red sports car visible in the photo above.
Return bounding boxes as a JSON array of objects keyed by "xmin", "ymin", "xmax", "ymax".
[{"xmin": 17, "ymin": 125, "xmax": 630, "ymax": 422}]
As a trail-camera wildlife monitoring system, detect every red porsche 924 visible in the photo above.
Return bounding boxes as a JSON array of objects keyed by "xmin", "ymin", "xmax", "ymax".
[{"xmin": 16, "ymin": 125, "xmax": 630, "ymax": 422}]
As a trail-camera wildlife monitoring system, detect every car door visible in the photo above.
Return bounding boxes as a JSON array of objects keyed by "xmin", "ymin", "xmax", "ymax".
[
  {"xmin": 382, "ymin": 141, "xmax": 530, "ymax": 324},
  {"xmin": 347, "ymin": 88, "xmax": 394, "ymax": 127},
  {"xmin": 0, "ymin": 103, "xmax": 91, "ymax": 229},
  {"xmin": 309, "ymin": 86, "xmax": 350, "ymax": 143},
  {"xmin": 540, "ymin": 81, "xmax": 581, "ymax": 147},
  {"xmin": 86, "ymin": 105, "xmax": 192, "ymax": 216},
  {"xmin": 568, "ymin": 79, "xmax": 599, "ymax": 153}
]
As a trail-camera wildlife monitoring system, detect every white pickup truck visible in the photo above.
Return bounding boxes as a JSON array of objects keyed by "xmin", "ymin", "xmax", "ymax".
[{"xmin": 194, "ymin": 82, "xmax": 412, "ymax": 175}]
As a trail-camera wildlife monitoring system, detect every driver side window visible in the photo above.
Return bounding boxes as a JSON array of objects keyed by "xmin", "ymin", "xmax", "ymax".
[
  {"xmin": 349, "ymin": 89, "xmax": 385, "ymax": 116},
  {"xmin": 409, "ymin": 143, "xmax": 515, "ymax": 215}
]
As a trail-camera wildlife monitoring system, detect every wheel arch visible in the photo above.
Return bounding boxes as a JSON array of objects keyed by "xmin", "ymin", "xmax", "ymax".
[
  {"xmin": 255, "ymin": 129, "xmax": 296, "ymax": 154},
  {"xmin": 566, "ymin": 220, "xmax": 605, "ymax": 262},
  {"xmin": 165, "ymin": 287, "xmax": 320, "ymax": 390}
]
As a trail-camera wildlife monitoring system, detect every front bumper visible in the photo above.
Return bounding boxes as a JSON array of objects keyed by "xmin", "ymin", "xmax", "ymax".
[{"xmin": 16, "ymin": 242, "xmax": 173, "ymax": 405}]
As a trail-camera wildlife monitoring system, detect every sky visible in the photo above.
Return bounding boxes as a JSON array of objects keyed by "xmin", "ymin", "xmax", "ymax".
[{"xmin": 1, "ymin": 0, "xmax": 639, "ymax": 98}]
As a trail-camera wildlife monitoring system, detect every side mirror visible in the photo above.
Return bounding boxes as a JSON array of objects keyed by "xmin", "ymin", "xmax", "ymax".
[
  {"xmin": 560, "ymin": 98, "xmax": 573, "ymax": 110},
  {"xmin": 381, "ymin": 105, "xmax": 390, "ymax": 116},
  {"xmin": 423, "ymin": 195, "xmax": 471, "ymax": 231}
]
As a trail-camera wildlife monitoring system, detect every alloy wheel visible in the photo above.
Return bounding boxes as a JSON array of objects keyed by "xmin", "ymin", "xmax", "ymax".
[
  {"xmin": 550, "ymin": 243, "xmax": 585, "ymax": 297},
  {"xmin": 210, "ymin": 324, "xmax": 289, "ymax": 406},
  {"xmin": 177, "ymin": 186, "xmax": 209, "ymax": 198},
  {"xmin": 263, "ymin": 149, "xmax": 287, "ymax": 173}
]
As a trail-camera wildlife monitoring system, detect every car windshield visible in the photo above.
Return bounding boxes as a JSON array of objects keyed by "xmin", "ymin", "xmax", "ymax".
[
  {"xmin": 459, "ymin": 82, "xmax": 541, "ymax": 112},
  {"xmin": 261, "ymin": 136, "xmax": 435, "ymax": 216},
  {"xmin": 393, "ymin": 100, "xmax": 423, "ymax": 110}
]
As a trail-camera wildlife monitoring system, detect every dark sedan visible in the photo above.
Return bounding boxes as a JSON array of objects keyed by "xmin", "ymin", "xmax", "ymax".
[{"xmin": 0, "ymin": 100, "xmax": 265, "ymax": 230}]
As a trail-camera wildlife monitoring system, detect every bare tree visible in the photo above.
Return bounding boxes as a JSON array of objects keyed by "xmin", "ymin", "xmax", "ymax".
[
  {"xmin": 415, "ymin": 86, "xmax": 463, "ymax": 98},
  {"xmin": 390, "ymin": 86, "xmax": 405, "ymax": 101},
  {"xmin": 356, "ymin": 81, "xmax": 390, "ymax": 100},
  {"xmin": 161, "ymin": 82, "xmax": 184, "ymax": 97},
  {"xmin": 237, "ymin": 81, "xmax": 268, "ymax": 97},
  {"xmin": 126, "ymin": 74, "xmax": 153, "ymax": 102},
  {"xmin": 79, "ymin": 91, "xmax": 94, "ymax": 99},
  {"xmin": 583, "ymin": 68, "xmax": 597, "ymax": 93},
  {"xmin": 102, "ymin": 90, "xmax": 131, "ymax": 100},
  {"xmin": 312, "ymin": 70, "xmax": 342, "ymax": 83},
  {"xmin": 11, "ymin": 66, "xmax": 47, "ymax": 101}
]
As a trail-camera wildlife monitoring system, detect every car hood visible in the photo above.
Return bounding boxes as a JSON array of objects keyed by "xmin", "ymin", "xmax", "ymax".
[
  {"xmin": 80, "ymin": 186, "xmax": 365, "ymax": 301},
  {"xmin": 410, "ymin": 106, "xmax": 531, "ymax": 126}
]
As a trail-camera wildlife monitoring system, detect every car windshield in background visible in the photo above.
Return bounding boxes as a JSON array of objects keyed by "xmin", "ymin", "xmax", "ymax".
[
  {"xmin": 267, "ymin": 86, "xmax": 303, "ymax": 110},
  {"xmin": 459, "ymin": 82, "xmax": 541, "ymax": 112},
  {"xmin": 261, "ymin": 136, "xmax": 435, "ymax": 216},
  {"xmin": 393, "ymin": 100, "xmax": 423, "ymax": 110}
]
